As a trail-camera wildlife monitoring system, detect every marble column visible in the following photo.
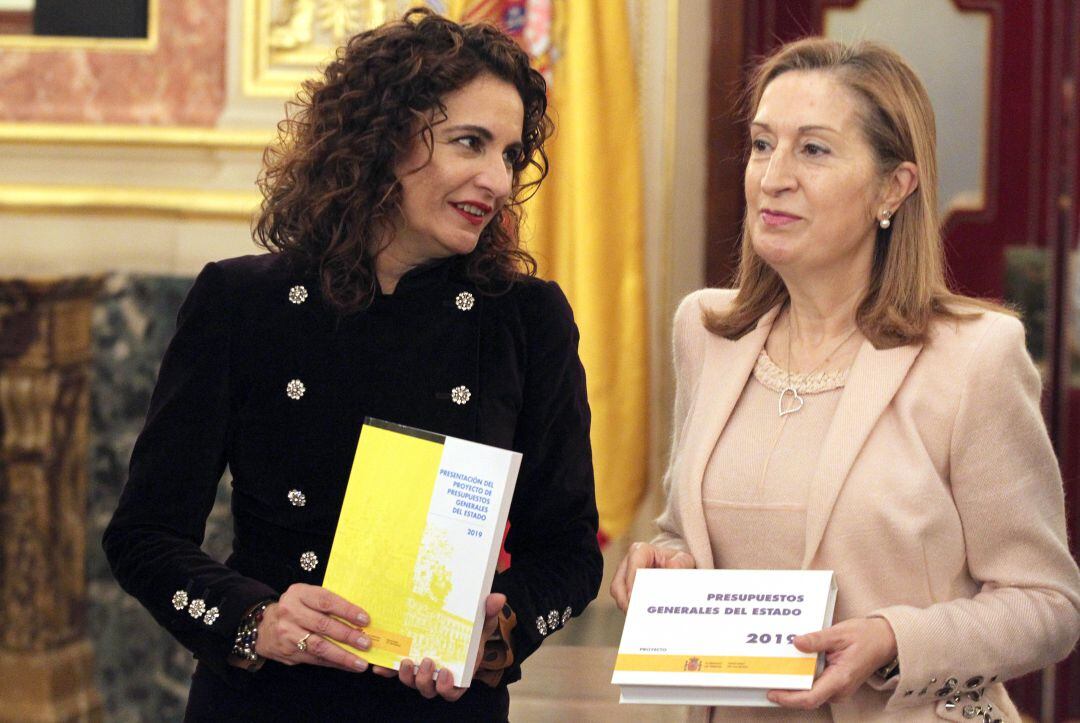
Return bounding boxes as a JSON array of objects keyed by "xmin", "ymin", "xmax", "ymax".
[{"xmin": 0, "ymin": 276, "xmax": 104, "ymax": 723}]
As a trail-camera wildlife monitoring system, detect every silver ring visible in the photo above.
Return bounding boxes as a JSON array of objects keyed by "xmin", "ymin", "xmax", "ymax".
[{"xmin": 296, "ymin": 632, "xmax": 312, "ymax": 653}]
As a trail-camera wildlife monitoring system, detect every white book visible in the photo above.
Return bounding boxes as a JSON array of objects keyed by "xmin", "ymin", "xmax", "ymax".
[
  {"xmin": 323, "ymin": 418, "xmax": 521, "ymax": 687},
  {"xmin": 612, "ymin": 569, "xmax": 837, "ymax": 706}
]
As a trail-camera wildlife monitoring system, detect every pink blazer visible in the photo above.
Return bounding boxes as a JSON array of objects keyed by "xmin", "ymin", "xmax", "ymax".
[{"xmin": 652, "ymin": 289, "xmax": 1080, "ymax": 722}]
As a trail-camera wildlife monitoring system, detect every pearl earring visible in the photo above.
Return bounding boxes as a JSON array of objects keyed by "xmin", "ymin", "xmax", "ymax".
[{"xmin": 879, "ymin": 210, "xmax": 892, "ymax": 229}]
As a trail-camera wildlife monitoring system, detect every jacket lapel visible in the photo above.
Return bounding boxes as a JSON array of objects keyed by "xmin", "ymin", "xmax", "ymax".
[
  {"xmin": 800, "ymin": 339, "xmax": 923, "ymax": 568},
  {"xmin": 678, "ymin": 303, "xmax": 782, "ymax": 568}
]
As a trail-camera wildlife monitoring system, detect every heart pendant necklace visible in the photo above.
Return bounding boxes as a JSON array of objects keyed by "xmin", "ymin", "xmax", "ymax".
[
  {"xmin": 780, "ymin": 310, "xmax": 860, "ymax": 417},
  {"xmin": 778, "ymin": 385, "xmax": 804, "ymax": 416}
]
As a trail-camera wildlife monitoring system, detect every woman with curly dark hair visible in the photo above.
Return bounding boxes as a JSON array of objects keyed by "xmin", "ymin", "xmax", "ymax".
[{"xmin": 104, "ymin": 9, "xmax": 602, "ymax": 720}]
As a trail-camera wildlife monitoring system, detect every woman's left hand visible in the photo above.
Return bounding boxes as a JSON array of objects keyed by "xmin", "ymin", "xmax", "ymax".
[
  {"xmin": 371, "ymin": 592, "xmax": 506, "ymax": 702},
  {"xmin": 767, "ymin": 617, "xmax": 897, "ymax": 709}
]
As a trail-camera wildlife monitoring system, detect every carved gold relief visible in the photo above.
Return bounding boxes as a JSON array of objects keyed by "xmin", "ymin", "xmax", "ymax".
[
  {"xmin": 0, "ymin": 371, "xmax": 59, "ymax": 456},
  {"xmin": 0, "ymin": 279, "xmax": 101, "ymax": 654},
  {"xmin": 244, "ymin": 0, "xmax": 437, "ymax": 98},
  {"xmin": 0, "ymin": 455, "xmax": 56, "ymax": 649}
]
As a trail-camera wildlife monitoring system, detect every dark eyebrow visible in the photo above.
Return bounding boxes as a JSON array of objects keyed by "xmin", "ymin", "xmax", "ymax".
[
  {"xmin": 443, "ymin": 124, "xmax": 524, "ymax": 151},
  {"xmin": 444, "ymin": 124, "xmax": 494, "ymax": 140},
  {"xmin": 751, "ymin": 121, "xmax": 840, "ymax": 134}
]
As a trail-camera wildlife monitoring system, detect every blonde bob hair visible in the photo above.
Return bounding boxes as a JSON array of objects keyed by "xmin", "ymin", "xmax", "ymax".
[{"xmin": 707, "ymin": 37, "xmax": 1008, "ymax": 348}]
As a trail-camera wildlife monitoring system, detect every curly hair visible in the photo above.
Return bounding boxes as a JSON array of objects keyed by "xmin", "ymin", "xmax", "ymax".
[{"xmin": 254, "ymin": 8, "xmax": 552, "ymax": 313}]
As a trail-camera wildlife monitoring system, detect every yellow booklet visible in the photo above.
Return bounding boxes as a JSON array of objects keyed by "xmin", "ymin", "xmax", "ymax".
[{"xmin": 322, "ymin": 418, "xmax": 521, "ymax": 686}]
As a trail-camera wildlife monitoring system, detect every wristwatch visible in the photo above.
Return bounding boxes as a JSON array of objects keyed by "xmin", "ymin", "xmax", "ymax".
[{"xmin": 230, "ymin": 599, "xmax": 275, "ymax": 671}]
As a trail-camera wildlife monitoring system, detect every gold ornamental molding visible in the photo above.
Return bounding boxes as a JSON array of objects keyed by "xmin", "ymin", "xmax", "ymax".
[
  {"xmin": 0, "ymin": 122, "xmax": 274, "ymax": 150},
  {"xmin": 242, "ymin": 0, "xmax": 433, "ymax": 98},
  {"xmin": 0, "ymin": 124, "xmax": 269, "ymax": 220},
  {"xmin": 0, "ymin": 0, "xmax": 160, "ymax": 53},
  {"xmin": 0, "ymin": 184, "xmax": 261, "ymax": 220}
]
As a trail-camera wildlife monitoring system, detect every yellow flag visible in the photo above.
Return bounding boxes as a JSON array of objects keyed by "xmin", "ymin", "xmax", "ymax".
[{"xmin": 451, "ymin": 1, "xmax": 648, "ymax": 540}]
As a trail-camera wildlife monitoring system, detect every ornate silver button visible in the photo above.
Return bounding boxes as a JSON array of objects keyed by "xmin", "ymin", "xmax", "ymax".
[
  {"xmin": 561, "ymin": 606, "xmax": 571, "ymax": 625},
  {"xmin": 536, "ymin": 616, "xmax": 548, "ymax": 636},
  {"xmin": 450, "ymin": 386, "xmax": 471, "ymax": 405},
  {"xmin": 937, "ymin": 678, "xmax": 958, "ymax": 696},
  {"xmin": 171, "ymin": 590, "xmax": 189, "ymax": 611},
  {"xmin": 546, "ymin": 610, "xmax": 559, "ymax": 630},
  {"xmin": 288, "ymin": 285, "xmax": 308, "ymax": 304},
  {"xmin": 299, "ymin": 551, "xmax": 319, "ymax": 572},
  {"xmin": 286, "ymin": 379, "xmax": 306, "ymax": 400},
  {"xmin": 455, "ymin": 291, "xmax": 475, "ymax": 311},
  {"xmin": 188, "ymin": 599, "xmax": 206, "ymax": 619},
  {"xmin": 203, "ymin": 607, "xmax": 220, "ymax": 626},
  {"xmin": 962, "ymin": 705, "xmax": 979, "ymax": 719},
  {"xmin": 287, "ymin": 489, "xmax": 307, "ymax": 507}
]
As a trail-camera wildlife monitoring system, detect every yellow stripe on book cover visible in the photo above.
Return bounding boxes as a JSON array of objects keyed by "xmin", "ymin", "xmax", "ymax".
[
  {"xmin": 322, "ymin": 423, "xmax": 445, "ymax": 668},
  {"xmin": 614, "ymin": 654, "xmax": 817, "ymax": 676}
]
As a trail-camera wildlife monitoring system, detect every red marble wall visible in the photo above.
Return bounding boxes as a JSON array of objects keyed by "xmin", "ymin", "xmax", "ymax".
[{"xmin": 0, "ymin": 1, "xmax": 226, "ymax": 125}]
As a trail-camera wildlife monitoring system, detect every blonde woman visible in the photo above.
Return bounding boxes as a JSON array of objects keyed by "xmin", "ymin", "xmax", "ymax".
[{"xmin": 612, "ymin": 38, "xmax": 1080, "ymax": 722}]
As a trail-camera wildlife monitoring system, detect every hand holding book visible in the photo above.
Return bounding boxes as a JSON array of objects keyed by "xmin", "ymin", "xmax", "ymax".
[
  {"xmin": 371, "ymin": 592, "xmax": 506, "ymax": 701},
  {"xmin": 241, "ymin": 583, "xmax": 374, "ymax": 672},
  {"xmin": 765, "ymin": 616, "xmax": 898, "ymax": 710},
  {"xmin": 610, "ymin": 542, "xmax": 697, "ymax": 612}
]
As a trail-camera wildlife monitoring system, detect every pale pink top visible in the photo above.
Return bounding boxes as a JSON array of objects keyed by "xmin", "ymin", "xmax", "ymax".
[{"xmin": 705, "ymin": 349, "xmax": 846, "ymax": 722}]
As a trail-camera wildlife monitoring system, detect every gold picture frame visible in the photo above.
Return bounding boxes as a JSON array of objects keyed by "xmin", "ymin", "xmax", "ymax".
[{"xmin": 0, "ymin": 0, "xmax": 159, "ymax": 53}]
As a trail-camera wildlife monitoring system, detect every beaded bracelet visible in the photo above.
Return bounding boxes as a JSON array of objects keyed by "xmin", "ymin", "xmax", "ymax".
[{"xmin": 230, "ymin": 599, "xmax": 275, "ymax": 672}]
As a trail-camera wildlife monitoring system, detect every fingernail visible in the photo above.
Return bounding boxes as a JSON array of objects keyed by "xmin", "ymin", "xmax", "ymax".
[
  {"xmin": 432, "ymin": 669, "xmax": 440, "ymax": 682},
  {"xmin": 357, "ymin": 613, "xmax": 369, "ymax": 625},
  {"xmin": 355, "ymin": 634, "xmax": 371, "ymax": 649},
  {"xmin": 354, "ymin": 659, "xmax": 368, "ymax": 671},
  {"xmin": 412, "ymin": 664, "xmax": 420, "ymax": 675}
]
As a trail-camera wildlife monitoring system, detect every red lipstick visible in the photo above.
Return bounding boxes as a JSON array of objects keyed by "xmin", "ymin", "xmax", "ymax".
[{"xmin": 450, "ymin": 200, "xmax": 492, "ymax": 227}]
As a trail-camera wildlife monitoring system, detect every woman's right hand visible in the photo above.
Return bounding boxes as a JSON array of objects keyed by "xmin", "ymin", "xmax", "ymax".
[
  {"xmin": 253, "ymin": 583, "xmax": 373, "ymax": 672},
  {"xmin": 610, "ymin": 542, "xmax": 695, "ymax": 612}
]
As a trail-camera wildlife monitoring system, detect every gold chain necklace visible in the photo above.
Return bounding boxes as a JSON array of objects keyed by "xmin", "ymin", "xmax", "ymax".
[{"xmin": 778, "ymin": 312, "xmax": 861, "ymax": 417}]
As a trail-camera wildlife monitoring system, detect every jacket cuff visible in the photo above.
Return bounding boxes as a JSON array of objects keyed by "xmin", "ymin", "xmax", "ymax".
[
  {"xmin": 649, "ymin": 533, "xmax": 691, "ymax": 555},
  {"xmin": 869, "ymin": 606, "xmax": 1003, "ymax": 712},
  {"xmin": 168, "ymin": 577, "xmax": 280, "ymax": 684}
]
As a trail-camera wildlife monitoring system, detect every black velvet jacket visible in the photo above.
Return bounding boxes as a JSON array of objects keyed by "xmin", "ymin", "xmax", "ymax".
[{"xmin": 103, "ymin": 253, "xmax": 602, "ymax": 721}]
